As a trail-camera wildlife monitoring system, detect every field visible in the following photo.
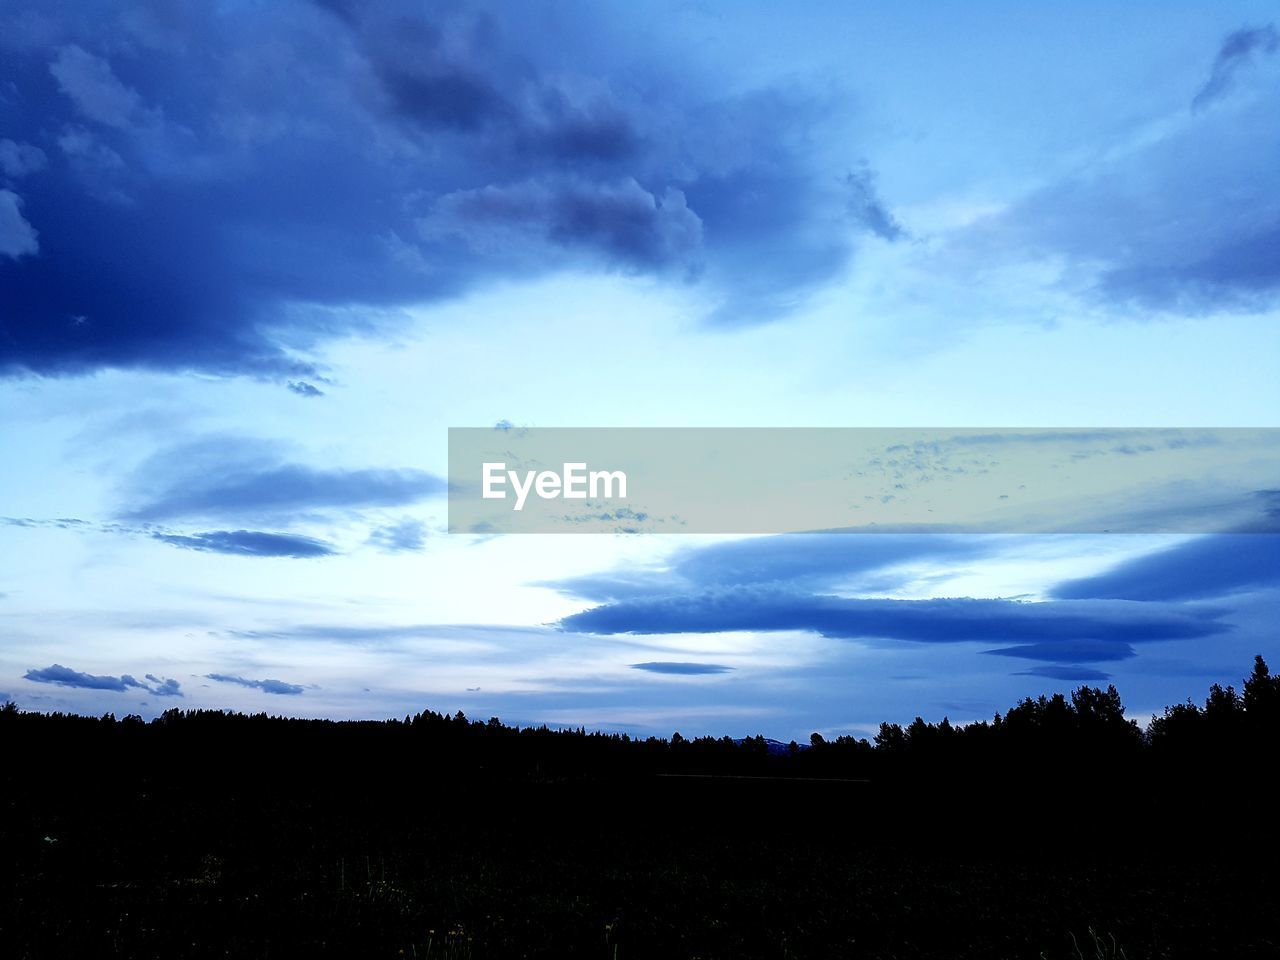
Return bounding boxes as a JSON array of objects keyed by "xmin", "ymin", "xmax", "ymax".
[{"xmin": 3, "ymin": 702, "xmax": 1277, "ymax": 959}]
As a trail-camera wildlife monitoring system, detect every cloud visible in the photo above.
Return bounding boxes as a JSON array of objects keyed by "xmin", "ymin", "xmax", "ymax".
[
  {"xmin": 0, "ymin": 190, "xmax": 38, "ymax": 258},
  {"xmin": 130, "ymin": 465, "xmax": 442, "ymax": 520},
  {"xmin": 1, "ymin": 516, "xmax": 90, "ymax": 530},
  {"xmin": 228, "ymin": 621, "xmax": 553, "ymax": 647},
  {"xmin": 3, "ymin": 512, "xmax": 342, "ymax": 559},
  {"xmin": 152, "ymin": 530, "xmax": 336, "ymax": 558},
  {"xmin": 287, "ymin": 380, "xmax": 324, "ymax": 398},
  {"xmin": 24, "ymin": 663, "xmax": 182, "ymax": 696},
  {"xmin": 0, "ymin": 139, "xmax": 47, "ymax": 178},
  {"xmin": 367, "ymin": 517, "xmax": 427, "ymax": 552},
  {"xmin": 1051, "ymin": 534, "xmax": 1280, "ymax": 601},
  {"xmin": 631, "ymin": 661, "xmax": 733, "ymax": 675},
  {"xmin": 560, "ymin": 588, "xmax": 1228, "ymax": 659},
  {"xmin": 955, "ymin": 24, "xmax": 1280, "ymax": 314},
  {"xmin": 1192, "ymin": 25, "xmax": 1279, "ymax": 111},
  {"xmin": 845, "ymin": 166, "xmax": 906, "ymax": 242},
  {"xmin": 674, "ymin": 534, "xmax": 985, "ymax": 591},
  {"xmin": 124, "ymin": 439, "xmax": 445, "ymax": 521},
  {"xmin": 549, "ymin": 533, "xmax": 990, "ymax": 602},
  {"xmin": 0, "ymin": 1, "xmax": 891, "ymax": 376},
  {"xmin": 142, "ymin": 673, "xmax": 182, "ymax": 697},
  {"xmin": 551, "ymin": 533, "xmax": 1236, "ymax": 667},
  {"xmin": 48, "ymin": 45, "xmax": 143, "ymax": 128},
  {"xmin": 206, "ymin": 673, "xmax": 305, "ymax": 695},
  {"xmin": 983, "ymin": 640, "xmax": 1136, "ymax": 663},
  {"xmin": 423, "ymin": 176, "xmax": 702, "ymax": 271}
]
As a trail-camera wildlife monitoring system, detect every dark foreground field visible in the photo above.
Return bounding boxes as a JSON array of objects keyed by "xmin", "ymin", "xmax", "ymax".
[{"xmin": 3, "ymin": 671, "xmax": 1278, "ymax": 959}]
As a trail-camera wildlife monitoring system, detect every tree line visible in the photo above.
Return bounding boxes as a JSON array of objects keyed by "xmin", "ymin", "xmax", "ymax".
[{"xmin": 3, "ymin": 655, "xmax": 1276, "ymax": 786}]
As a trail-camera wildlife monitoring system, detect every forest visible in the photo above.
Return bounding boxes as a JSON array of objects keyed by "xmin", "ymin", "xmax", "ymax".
[{"xmin": 2, "ymin": 656, "xmax": 1277, "ymax": 959}]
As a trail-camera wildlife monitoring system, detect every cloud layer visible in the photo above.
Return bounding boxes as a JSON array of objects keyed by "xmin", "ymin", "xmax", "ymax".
[
  {"xmin": 1052, "ymin": 534, "xmax": 1280, "ymax": 602},
  {"xmin": 958, "ymin": 23, "xmax": 1280, "ymax": 314},
  {"xmin": 0, "ymin": 1, "xmax": 892, "ymax": 377},
  {"xmin": 553, "ymin": 534, "xmax": 1244, "ymax": 671},
  {"xmin": 128, "ymin": 463, "xmax": 443, "ymax": 522},
  {"xmin": 562, "ymin": 589, "xmax": 1228, "ymax": 653}
]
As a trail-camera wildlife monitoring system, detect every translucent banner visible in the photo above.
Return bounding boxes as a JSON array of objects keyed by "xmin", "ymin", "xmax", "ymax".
[{"xmin": 447, "ymin": 427, "xmax": 1280, "ymax": 534}]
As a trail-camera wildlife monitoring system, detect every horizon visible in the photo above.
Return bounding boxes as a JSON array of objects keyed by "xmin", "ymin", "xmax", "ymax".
[
  {"xmin": 4, "ymin": 647, "xmax": 1273, "ymax": 746},
  {"xmin": 2, "ymin": 1, "xmax": 1278, "ymax": 743}
]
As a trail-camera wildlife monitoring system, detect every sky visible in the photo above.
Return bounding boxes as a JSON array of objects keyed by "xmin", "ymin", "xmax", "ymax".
[{"xmin": 1, "ymin": 0, "xmax": 1278, "ymax": 740}]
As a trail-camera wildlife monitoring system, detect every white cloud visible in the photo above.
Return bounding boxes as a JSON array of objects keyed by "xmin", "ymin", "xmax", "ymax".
[
  {"xmin": 49, "ymin": 45, "xmax": 142, "ymax": 128},
  {"xmin": 0, "ymin": 139, "xmax": 47, "ymax": 178},
  {"xmin": 0, "ymin": 189, "xmax": 38, "ymax": 258}
]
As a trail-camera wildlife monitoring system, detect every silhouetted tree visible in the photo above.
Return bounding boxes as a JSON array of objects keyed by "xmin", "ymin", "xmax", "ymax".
[
  {"xmin": 1243, "ymin": 655, "xmax": 1279, "ymax": 727},
  {"xmin": 874, "ymin": 722, "xmax": 905, "ymax": 752}
]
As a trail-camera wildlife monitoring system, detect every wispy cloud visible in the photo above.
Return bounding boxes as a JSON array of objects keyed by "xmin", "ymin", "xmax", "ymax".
[
  {"xmin": 117, "ymin": 435, "xmax": 445, "ymax": 527},
  {"xmin": 287, "ymin": 380, "xmax": 325, "ymax": 398},
  {"xmin": 24, "ymin": 663, "xmax": 182, "ymax": 696},
  {"xmin": 952, "ymin": 25, "xmax": 1280, "ymax": 315},
  {"xmin": 206, "ymin": 673, "xmax": 305, "ymax": 695},
  {"xmin": 549, "ymin": 534, "xmax": 992, "ymax": 602},
  {"xmin": 367, "ymin": 518, "xmax": 428, "ymax": 552},
  {"xmin": 152, "ymin": 530, "xmax": 336, "ymax": 559},
  {"xmin": 127, "ymin": 455, "xmax": 444, "ymax": 522},
  {"xmin": 631, "ymin": 661, "xmax": 733, "ymax": 675},
  {"xmin": 1192, "ymin": 25, "xmax": 1278, "ymax": 110}
]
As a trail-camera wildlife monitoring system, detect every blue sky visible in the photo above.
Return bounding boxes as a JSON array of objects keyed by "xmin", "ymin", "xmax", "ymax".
[{"xmin": 1, "ymin": 1, "xmax": 1277, "ymax": 738}]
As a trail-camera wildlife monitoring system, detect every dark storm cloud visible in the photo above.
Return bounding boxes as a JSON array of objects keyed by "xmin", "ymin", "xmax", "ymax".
[
  {"xmin": 24, "ymin": 663, "xmax": 182, "ymax": 696},
  {"xmin": 152, "ymin": 530, "xmax": 336, "ymax": 558},
  {"xmin": 0, "ymin": 0, "xmax": 895, "ymax": 377},
  {"xmin": 422, "ymin": 176, "xmax": 703, "ymax": 271},
  {"xmin": 206, "ymin": 673, "xmax": 305, "ymax": 695},
  {"xmin": 631, "ymin": 662, "xmax": 733, "ymax": 675},
  {"xmin": 1051, "ymin": 534, "xmax": 1280, "ymax": 602}
]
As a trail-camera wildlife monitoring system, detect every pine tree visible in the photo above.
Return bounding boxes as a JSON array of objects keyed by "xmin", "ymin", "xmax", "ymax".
[{"xmin": 1243, "ymin": 655, "xmax": 1279, "ymax": 726}]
